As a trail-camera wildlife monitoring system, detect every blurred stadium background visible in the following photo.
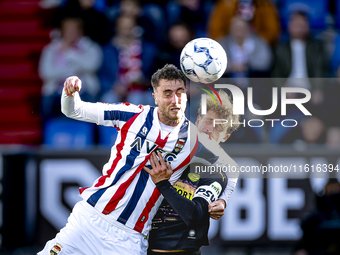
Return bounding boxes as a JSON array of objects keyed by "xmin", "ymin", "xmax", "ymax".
[{"xmin": 0, "ymin": 0, "xmax": 340, "ymax": 254}]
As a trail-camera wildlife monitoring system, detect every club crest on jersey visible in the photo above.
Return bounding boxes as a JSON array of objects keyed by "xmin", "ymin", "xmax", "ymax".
[
  {"xmin": 174, "ymin": 138, "xmax": 186, "ymax": 152},
  {"xmin": 50, "ymin": 243, "xmax": 63, "ymax": 255}
]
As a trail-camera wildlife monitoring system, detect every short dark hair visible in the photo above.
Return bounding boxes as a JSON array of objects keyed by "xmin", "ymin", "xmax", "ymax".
[{"xmin": 151, "ymin": 64, "xmax": 187, "ymax": 91}]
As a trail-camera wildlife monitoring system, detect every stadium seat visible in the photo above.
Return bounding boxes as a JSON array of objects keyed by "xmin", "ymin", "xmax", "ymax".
[
  {"xmin": 279, "ymin": 0, "xmax": 329, "ymax": 30},
  {"xmin": 97, "ymin": 125, "xmax": 118, "ymax": 147},
  {"xmin": 43, "ymin": 118, "xmax": 95, "ymax": 148}
]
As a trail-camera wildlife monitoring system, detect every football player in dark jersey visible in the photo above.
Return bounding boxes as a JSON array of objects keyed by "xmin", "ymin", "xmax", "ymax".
[{"xmin": 145, "ymin": 90, "xmax": 240, "ymax": 255}]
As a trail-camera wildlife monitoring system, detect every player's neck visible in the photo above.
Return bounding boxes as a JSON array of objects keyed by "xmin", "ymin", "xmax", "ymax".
[
  {"xmin": 159, "ymin": 118, "xmax": 181, "ymax": 127},
  {"xmin": 158, "ymin": 114, "xmax": 182, "ymax": 127}
]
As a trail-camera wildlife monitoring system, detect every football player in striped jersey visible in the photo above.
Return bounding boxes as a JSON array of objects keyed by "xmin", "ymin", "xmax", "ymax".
[
  {"xmin": 146, "ymin": 90, "xmax": 240, "ymax": 254},
  {"xmin": 39, "ymin": 64, "xmax": 237, "ymax": 255}
]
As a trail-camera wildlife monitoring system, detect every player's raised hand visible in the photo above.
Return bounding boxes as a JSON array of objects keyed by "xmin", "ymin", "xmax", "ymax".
[
  {"xmin": 143, "ymin": 151, "xmax": 173, "ymax": 184},
  {"xmin": 64, "ymin": 76, "xmax": 82, "ymax": 97},
  {"xmin": 208, "ymin": 199, "xmax": 226, "ymax": 220}
]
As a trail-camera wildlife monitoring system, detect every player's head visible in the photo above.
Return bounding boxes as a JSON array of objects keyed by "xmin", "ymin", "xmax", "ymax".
[
  {"xmin": 151, "ymin": 64, "xmax": 187, "ymax": 126},
  {"xmin": 196, "ymin": 90, "xmax": 239, "ymax": 143}
]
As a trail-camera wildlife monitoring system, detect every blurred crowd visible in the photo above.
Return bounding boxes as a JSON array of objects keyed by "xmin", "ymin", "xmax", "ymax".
[{"xmin": 37, "ymin": 0, "xmax": 340, "ymax": 147}]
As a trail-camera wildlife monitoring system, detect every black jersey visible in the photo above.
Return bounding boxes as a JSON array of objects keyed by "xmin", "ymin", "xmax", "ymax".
[{"xmin": 148, "ymin": 164, "xmax": 228, "ymax": 251}]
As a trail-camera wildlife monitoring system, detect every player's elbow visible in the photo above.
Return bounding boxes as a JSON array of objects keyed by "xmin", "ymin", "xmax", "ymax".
[
  {"xmin": 61, "ymin": 109, "xmax": 68, "ymax": 117},
  {"xmin": 61, "ymin": 105, "xmax": 70, "ymax": 117},
  {"xmin": 61, "ymin": 105, "xmax": 75, "ymax": 118}
]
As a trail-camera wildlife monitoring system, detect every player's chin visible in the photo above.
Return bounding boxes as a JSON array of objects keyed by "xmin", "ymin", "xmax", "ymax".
[
  {"xmin": 168, "ymin": 110, "xmax": 182, "ymax": 118},
  {"xmin": 171, "ymin": 112, "xmax": 183, "ymax": 121}
]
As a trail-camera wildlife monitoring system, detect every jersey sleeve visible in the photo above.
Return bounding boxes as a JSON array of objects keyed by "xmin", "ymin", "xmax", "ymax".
[
  {"xmin": 191, "ymin": 131, "xmax": 239, "ymax": 205},
  {"xmin": 214, "ymin": 155, "xmax": 239, "ymax": 205},
  {"xmin": 155, "ymin": 171, "xmax": 227, "ymax": 227},
  {"xmin": 61, "ymin": 90, "xmax": 143, "ymax": 129}
]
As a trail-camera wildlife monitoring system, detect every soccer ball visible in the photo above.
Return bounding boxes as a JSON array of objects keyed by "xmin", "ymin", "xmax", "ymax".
[{"xmin": 180, "ymin": 38, "xmax": 227, "ymax": 84}]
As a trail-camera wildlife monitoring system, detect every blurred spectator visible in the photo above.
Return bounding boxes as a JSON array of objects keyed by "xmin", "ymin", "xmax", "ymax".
[
  {"xmin": 219, "ymin": 16, "xmax": 272, "ymax": 85},
  {"xmin": 50, "ymin": 0, "xmax": 111, "ymax": 45},
  {"xmin": 218, "ymin": 16, "xmax": 272, "ymax": 128},
  {"xmin": 270, "ymin": 11, "xmax": 329, "ymax": 144},
  {"xmin": 294, "ymin": 179, "xmax": 340, "ymax": 255},
  {"xmin": 166, "ymin": 0, "xmax": 211, "ymax": 37},
  {"xmin": 39, "ymin": 17, "xmax": 102, "ymax": 120},
  {"xmin": 300, "ymin": 116, "xmax": 326, "ymax": 144},
  {"xmin": 106, "ymin": 0, "xmax": 165, "ymax": 44},
  {"xmin": 208, "ymin": 0, "xmax": 280, "ymax": 46},
  {"xmin": 156, "ymin": 22, "xmax": 194, "ymax": 69},
  {"xmin": 98, "ymin": 15, "xmax": 157, "ymax": 105},
  {"xmin": 272, "ymin": 11, "xmax": 329, "ymax": 94}
]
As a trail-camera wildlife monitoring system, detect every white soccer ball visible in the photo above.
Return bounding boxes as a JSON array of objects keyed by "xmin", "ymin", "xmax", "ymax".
[{"xmin": 180, "ymin": 38, "xmax": 227, "ymax": 84}]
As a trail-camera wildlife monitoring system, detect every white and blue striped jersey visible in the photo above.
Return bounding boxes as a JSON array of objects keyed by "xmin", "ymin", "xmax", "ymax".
[{"xmin": 61, "ymin": 91, "xmax": 199, "ymax": 235}]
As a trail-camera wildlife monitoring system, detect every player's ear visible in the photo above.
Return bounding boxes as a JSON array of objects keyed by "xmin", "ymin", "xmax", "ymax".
[
  {"xmin": 221, "ymin": 134, "xmax": 230, "ymax": 143},
  {"xmin": 152, "ymin": 93, "xmax": 158, "ymax": 105},
  {"xmin": 195, "ymin": 115, "xmax": 201, "ymax": 126}
]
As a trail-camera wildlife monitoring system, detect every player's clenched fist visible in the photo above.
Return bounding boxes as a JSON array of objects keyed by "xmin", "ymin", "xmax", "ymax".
[{"xmin": 64, "ymin": 76, "xmax": 82, "ymax": 97}]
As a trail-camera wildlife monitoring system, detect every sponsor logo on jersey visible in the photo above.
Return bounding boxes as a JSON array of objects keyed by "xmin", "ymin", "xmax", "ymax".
[
  {"xmin": 188, "ymin": 229, "xmax": 196, "ymax": 239},
  {"xmin": 50, "ymin": 243, "xmax": 63, "ymax": 255},
  {"xmin": 188, "ymin": 173, "xmax": 200, "ymax": 182},
  {"xmin": 174, "ymin": 138, "xmax": 186, "ymax": 152},
  {"xmin": 173, "ymin": 180, "xmax": 196, "ymax": 200},
  {"xmin": 210, "ymin": 182, "xmax": 222, "ymax": 196},
  {"xmin": 141, "ymin": 127, "xmax": 148, "ymax": 136},
  {"xmin": 194, "ymin": 185, "xmax": 220, "ymax": 203},
  {"xmin": 130, "ymin": 138, "xmax": 157, "ymax": 153}
]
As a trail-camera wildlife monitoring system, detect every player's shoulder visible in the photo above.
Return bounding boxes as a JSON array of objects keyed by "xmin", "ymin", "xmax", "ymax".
[
  {"xmin": 194, "ymin": 131, "xmax": 220, "ymax": 162},
  {"xmin": 100, "ymin": 101, "xmax": 147, "ymax": 112}
]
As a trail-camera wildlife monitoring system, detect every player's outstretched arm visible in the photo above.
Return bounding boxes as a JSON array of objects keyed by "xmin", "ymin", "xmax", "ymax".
[
  {"xmin": 61, "ymin": 76, "xmax": 144, "ymax": 128},
  {"xmin": 61, "ymin": 76, "xmax": 100, "ymax": 124}
]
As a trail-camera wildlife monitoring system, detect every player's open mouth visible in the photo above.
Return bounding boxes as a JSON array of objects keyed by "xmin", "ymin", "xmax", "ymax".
[{"xmin": 171, "ymin": 107, "xmax": 180, "ymax": 112}]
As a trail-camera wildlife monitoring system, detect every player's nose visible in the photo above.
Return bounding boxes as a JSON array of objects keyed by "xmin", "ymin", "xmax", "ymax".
[{"xmin": 171, "ymin": 94, "xmax": 179, "ymax": 104}]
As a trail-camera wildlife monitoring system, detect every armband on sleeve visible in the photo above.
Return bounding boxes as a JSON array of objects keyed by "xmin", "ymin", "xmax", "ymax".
[{"xmin": 193, "ymin": 181, "xmax": 222, "ymax": 204}]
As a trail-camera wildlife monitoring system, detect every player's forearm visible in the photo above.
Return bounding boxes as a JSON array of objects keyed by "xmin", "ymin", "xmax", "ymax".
[
  {"xmin": 61, "ymin": 90, "xmax": 99, "ymax": 124},
  {"xmin": 215, "ymin": 157, "xmax": 239, "ymax": 205},
  {"xmin": 156, "ymin": 180, "xmax": 208, "ymax": 227},
  {"xmin": 219, "ymin": 177, "xmax": 238, "ymax": 204}
]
